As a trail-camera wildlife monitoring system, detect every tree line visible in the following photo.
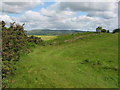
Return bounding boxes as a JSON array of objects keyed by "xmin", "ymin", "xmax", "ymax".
[{"xmin": 96, "ymin": 26, "xmax": 120, "ymax": 33}]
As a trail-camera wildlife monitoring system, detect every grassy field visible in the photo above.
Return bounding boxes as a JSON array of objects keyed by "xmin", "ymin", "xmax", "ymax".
[
  {"xmin": 4, "ymin": 33, "xmax": 118, "ymax": 88},
  {"xmin": 28, "ymin": 35, "xmax": 57, "ymax": 41}
]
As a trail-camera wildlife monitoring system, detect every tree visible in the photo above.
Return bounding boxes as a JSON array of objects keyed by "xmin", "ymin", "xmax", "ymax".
[
  {"xmin": 96, "ymin": 26, "xmax": 102, "ymax": 33},
  {"xmin": 101, "ymin": 29, "xmax": 106, "ymax": 32},
  {"xmin": 106, "ymin": 30, "xmax": 109, "ymax": 33},
  {"xmin": 113, "ymin": 28, "xmax": 120, "ymax": 33}
]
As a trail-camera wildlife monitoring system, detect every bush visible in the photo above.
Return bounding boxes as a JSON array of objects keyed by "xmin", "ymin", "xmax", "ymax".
[
  {"xmin": 112, "ymin": 29, "xmax": 120, "ymax": 34},
  {"xmin": 106, "ymin": 30, "xmax": 109, "ymax": 33},
  {"xmin": 1, "ymin": 21, "xmax": 42, "ymax": 78},
  {"xmin": 101, "ymin": 29, "xmax": 106, "ymax": 33}
]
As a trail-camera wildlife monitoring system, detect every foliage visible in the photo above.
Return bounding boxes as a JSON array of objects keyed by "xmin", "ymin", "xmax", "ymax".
[
  {"xmin": 96, "ymin": 26, "xmax": 102, "ymax": 30},
  {"xmin": 106, "ymin": 30, "xmax": 110, "ymax": 33},
  {"xmin": 112, "ymin": 28, "xmax": 120, "ymax": 33},
  {"xmin": 1, "ymin": 21, "xmax": 42, "ymax": 80},
  {"xmin": 101, "ymin": 29, "xmax": 107, "ymax": 33},
  {"xmin": 96, "ymin": 26, "xmax": 102, "ymax": 33},
  {"xmin": 27, "ymin": 35, "xmax": 43, "ymax": 44},
  {"xmin": 96, "ymin": 27, "xmax": 108, "ymax": 33}
]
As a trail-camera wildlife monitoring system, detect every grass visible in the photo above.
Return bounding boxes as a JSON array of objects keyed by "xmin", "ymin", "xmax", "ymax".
[
  {"xmin": 4, "ymin": 33, "xmax": 118, "ymax": 88},
  {"xmin": 28, "ymin": 35, "xmax": 57, "ymax": 41}
]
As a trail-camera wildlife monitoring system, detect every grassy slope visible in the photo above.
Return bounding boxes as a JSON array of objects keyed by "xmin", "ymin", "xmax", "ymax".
[
  {"xmin": 5, "ymin": 33, "xmax": 118, "ymax": 88},
  {"xmin": 28, "ymin": 35, "xmax": 57, "ymax": 41}
]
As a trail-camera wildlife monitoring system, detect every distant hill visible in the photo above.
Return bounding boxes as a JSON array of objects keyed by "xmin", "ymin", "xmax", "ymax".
[{"xmin": 26, "ymin": 29, "xmax": 86, "ymax": 35}]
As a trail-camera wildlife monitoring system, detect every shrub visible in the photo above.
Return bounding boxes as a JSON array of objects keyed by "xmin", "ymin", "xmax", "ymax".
[
  {"xmin": 106, "ymin": 30, "xmax": 109, "ymax": 33},
  {"xmin": 101, "ymin": 29, "xmax": 106, "ymax": 33},
  {"xmin": 1, "ymin": 21, "xmax": 42, "ymax": 78},
  {"xmin": 112, "ymin": 29, "xmax": 120, "ymax": 34}
]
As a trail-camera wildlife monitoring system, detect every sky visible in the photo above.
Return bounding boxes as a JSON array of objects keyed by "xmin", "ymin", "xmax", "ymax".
[{"xmin": 0, "ymin": 0, "xmax": 119, "ymax": 31}]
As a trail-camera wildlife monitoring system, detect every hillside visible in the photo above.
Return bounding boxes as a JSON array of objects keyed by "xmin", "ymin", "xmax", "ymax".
[
  {"xmin": 4, "ymin": 33, "xmax": 118, "ymax": 88},
  {"xmin": 26, "ymin": 29, "xmax": 86, "ymax": 35}
]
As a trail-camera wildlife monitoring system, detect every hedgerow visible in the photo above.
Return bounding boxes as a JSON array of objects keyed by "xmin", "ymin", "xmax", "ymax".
[{"xmin": 1, "ymin": 21, "xmax": 42, "ymax": 79}]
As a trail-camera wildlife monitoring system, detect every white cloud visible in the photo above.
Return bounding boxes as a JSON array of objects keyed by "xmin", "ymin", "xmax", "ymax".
[
  {"xmin": 18, "ymin": 9, "xmax": 77, "ymax": 30},
  {"xmin": 59, "ymin": 2, "xmax": 115, "ymax": 11},
  {"xmin": 0, "ymin": 14, "xmax": 13, "ymax": 22},
  {"xmin": 87, "ymin": 11, "xmax": 117, "ymax": 19},
  {"xmin": 1, "ymin": 0, "xmax": 43, "ymax": 14},
  {"xmin": 0, "ymin": 1, "xmax": 118, "ymax": 31},
  {"xmin": 57, "ymin": 2, "xmax": 117, "ymax": 19},
  {"xmin": 18, "ymin": 9, "xmax": 117, "ymax": 31}
]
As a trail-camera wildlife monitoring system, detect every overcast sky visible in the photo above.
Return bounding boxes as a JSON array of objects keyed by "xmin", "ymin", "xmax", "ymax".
[{"xmin": 0, "ymin": 0, "xmax": 119, "ymax": 31}]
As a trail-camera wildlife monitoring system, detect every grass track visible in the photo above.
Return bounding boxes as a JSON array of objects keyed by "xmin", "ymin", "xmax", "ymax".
[{"xmin": 5, "ymin": 33, "xmax": 118, "ymax": 88}]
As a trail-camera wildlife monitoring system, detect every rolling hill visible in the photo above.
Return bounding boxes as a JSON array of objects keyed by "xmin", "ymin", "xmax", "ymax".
[
  {"xmin": 26, "ymin": 29, "xmax": 86, "ymax": 35},
  {"xmin": 3, "ymin": 32, "xmax": 118, "ymax": 88}
]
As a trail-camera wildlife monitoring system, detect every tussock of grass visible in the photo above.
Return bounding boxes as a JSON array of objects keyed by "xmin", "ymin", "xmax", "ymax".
[{"xmin": 4, "ymin": 33, "xmax": 118, "ymax": 88}]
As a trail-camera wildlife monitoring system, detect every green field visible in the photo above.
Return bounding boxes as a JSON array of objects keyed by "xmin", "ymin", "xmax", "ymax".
[
  {"xmin": 4, "ymin": 33, "xmax": 118, "ymax": 88},
  {"xmin": 28, "ymin": 35, "xmax": 57, "ymax": 41}
]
